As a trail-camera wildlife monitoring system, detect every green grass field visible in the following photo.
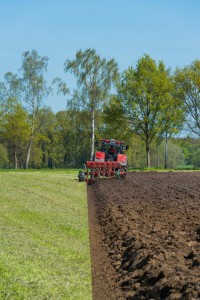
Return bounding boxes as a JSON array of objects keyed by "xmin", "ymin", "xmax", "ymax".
[{"xmin": 0, "ymin": 170, "xmax": 92, "ymax": 300}]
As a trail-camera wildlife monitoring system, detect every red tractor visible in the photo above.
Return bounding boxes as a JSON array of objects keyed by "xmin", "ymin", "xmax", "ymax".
[{"xmin": 85, "ymin": 139, "xmax": 128, "ymax": 184}]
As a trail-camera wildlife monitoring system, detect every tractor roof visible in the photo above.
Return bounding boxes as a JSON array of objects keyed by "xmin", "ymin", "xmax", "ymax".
[{"xmin": 101, "ymin": 139, "xmax": 124, "ymax": 145}]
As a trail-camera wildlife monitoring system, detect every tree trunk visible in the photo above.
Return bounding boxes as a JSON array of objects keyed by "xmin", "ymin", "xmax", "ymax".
[
  {"xmin": 146, "ymin": 144, "xmax": 151, "ymax": 168},
  {"xmin": 25, "ymin": 118, "xmax": 35, "ymax": 169},
  {"xmin": 157, "ymin": 142, "xmax": 160, "ymax": 168},
  {"xmin": 164, "ymin": 132, "xmax": 168, "ymax": 169},
  {"xmin": 14, "ymin": 145, "xmax": 18, "ymax": 170},
  {"xmin": 90, "ymin": 109, "xmax": 95, "ymax": 161},
  {"xmin": 25, "ymin": 138, "xmax": 33, "ymax": 169}
]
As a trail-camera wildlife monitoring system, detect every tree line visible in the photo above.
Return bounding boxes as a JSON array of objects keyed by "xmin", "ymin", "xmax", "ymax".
[{"xmin": 0, "ymin": 49, "xmax": 199, "ymax": 169}]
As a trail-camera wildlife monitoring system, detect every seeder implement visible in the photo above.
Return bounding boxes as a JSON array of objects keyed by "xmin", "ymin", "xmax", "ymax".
[
  {"xmin": 83, "ymin": 139, "xmax": 128, "ymax": 185},
  {"xmin": 85, "ymin": 161, "xmax": 127, "ymax": 184}
]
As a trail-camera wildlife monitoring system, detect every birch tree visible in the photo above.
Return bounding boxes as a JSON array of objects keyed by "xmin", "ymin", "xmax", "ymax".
[
  {"xmin": 63, "ymin": 48, "xmax": 119, "ymax": 160},
  {"xmin": 20, "ymin": 50, "xmax": 50, "ymax": 168}
]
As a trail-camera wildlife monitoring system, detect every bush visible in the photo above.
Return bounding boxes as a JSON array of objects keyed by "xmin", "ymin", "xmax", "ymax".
[{"xmin": 0, "ymin": 144, "xmax": 9, "ymax": 168}]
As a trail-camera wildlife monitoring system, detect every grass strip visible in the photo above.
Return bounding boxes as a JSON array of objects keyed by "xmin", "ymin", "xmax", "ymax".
[{"xmin": 0, "ymin": 170, "xmax": 92, "ymax": 300}]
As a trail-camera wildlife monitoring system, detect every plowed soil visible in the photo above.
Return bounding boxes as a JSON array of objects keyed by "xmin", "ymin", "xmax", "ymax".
[{"xmin": 87, "ymin": 172, "xmax": 200, "ymax": 300}]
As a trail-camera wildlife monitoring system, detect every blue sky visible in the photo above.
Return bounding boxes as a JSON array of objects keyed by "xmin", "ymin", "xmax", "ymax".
[{"xmin": 0, "ymin": 0, "xmax": 200, "ymax": 112}]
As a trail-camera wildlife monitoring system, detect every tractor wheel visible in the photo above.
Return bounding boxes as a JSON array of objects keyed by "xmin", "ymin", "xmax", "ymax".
[
  {"xmin": 78, "ymin": 171, "xmax": 85, "ymax": 182},
  {"xmin": 115, "ymin": 167, "xmax": 127, "ymax": 178}
]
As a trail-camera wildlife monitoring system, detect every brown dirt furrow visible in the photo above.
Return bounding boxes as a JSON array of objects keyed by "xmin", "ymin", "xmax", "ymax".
[{"xmin": 87, "ymin": 172, "xmax": 200, "ymax": 300}]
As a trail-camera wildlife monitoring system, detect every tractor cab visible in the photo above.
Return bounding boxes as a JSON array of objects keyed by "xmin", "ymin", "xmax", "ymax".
[{"xmin": 95, "ymin": 139, "xmax": 127, "ymax": 166}]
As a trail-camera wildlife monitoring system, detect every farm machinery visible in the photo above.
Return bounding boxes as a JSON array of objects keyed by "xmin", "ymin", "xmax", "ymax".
[{"xmin": 82, "ymin": 139, "xmax": 128, "ymax": 184}]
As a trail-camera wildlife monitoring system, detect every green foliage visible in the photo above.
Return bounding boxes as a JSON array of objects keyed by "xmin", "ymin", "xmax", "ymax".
[
  {"xmin": 111, "ymin": 54, "xmax": 184, "ymax": 167},
  {"xmin": 190, "ymin": 148, "xmax": 200, "ymax": 168},
  {"xmin": 150, "ymin": 140, "xmax": 185, "ymax": 169},
  {"xmin": 174, "ymin": 60, "xmax": 200, "ymax": 136},
  {"xmin": 0, "ymin": 73, "xmax": 30, "ymax": 168},
  {"xmin": 0, "ymin": 72, "xmax": 21, "ymax": 105},
  {"xmin": 65, "ymin": 48, "xmax": 119, "ymax": 109},
  {"xmin": 21, "ymin": 50, "xmax": 50, "ymax": 105},
  {"xmin": 34, "ymin": 108, "xmax": 56, "ymax": 168},
  {"xmin": 126, "ymin": 135, "xmax": 146, "ymax": 168},
  {"xmin": 103, "ymin": 94, "xmax": 129, "ymax": 138},
  {"xmin": 1, "ymin": 98, "xmax": 29, "ymax": 143},
  {"xmin": 0, "ymin": 144, "xmax": 9, "ymax": 168},
  {"xmin": 30, "ymin": 109, "xmax": 92, "ymax": 169},
  {"xmin": 177, "ymin": 137, "xmax": 200, "ymax": 168}
]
